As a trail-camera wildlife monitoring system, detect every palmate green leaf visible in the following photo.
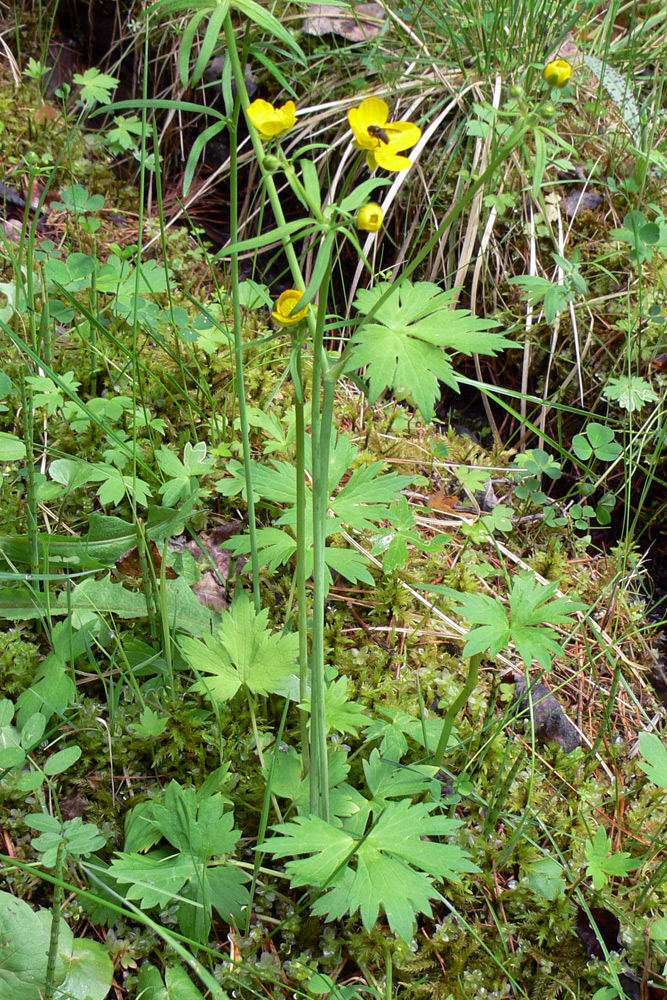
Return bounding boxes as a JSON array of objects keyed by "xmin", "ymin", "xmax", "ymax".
[
  {"xmin": 637, "ymin": 732, "xmax": 667, "ymax": 789},
  {"xmin": 181, "ymin": 592, "xmax": 298, "ymax": 703},
  {"xmin": 109, "ymin": 850, "xmax": 195, "ymax": 908},
  {"xmin": 300, "ymin": 676, "xmax": 370, "ymax": 737},
  {"xmin": 72, "ymin": 68, "xmax": 119, "ymax": 106},
  {"xmin": 584, "ymin": 827, "xmax": 639, "ymax": 890},
  {"xmin": 602, "ymin": 375, "xmax": 659, "ymax": 413},
  {"xmin": 263, "ymin": 799, "xmax": 479, "ymax": 943},
  {"xmin": 152, "ymin": 781, "xmax": 240, "ymax": 858},
  {"xmin": 222, "ymin": 527, "xmax": 374, "ymax": 584},
  {"xmin": 178, "ymin": 864, "xmax": 249, "ymax": 941},
  {"xmin": 347, "ymin": 326, "xmax": 456, "ymax": 420},
  {"xmin": 216, "ymin": 433, "xmax": 411, "ymax": 583},
  {"xmin": 324, "ymin": 546, "xmax": 374, "ymax": 585},
  {"xmin": 363, "ymin": 749, "xmax": 440, "ymax": 805},
  {"xmin": 348, "ymin": 280, "xmax": 515, "ymax": 420},
  {"xmin": 447, "ymin": 572, "xmax": 586, "ymax": 669},
  {"xmin": 334, "ymin": 462, "xmax": 413, "ymax": 532},
  {"xmin": 115, "ymin": 783, "xmax": 249, "ymax": 942}
]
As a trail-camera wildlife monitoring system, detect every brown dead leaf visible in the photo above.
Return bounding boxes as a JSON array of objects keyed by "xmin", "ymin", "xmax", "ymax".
[
  {"xmin": 116, "ymin": 540, "xmax": 177, "ymax": 579},
  {"xmin": 183, "ymin": 520, "xmax": 244, "ymax": 578},
  {"xmin": 427, "ymin": 490, "xmax": 475, "ymax": 517},
  {"xmin": 35, "ymin": 104, "xmax": 58, "ymax": 125},
  {"xmin": 177, "ymin": 520, "xmax": 246, "ymax": 610},
  {"xmin": 192, "ymin": 571, "xmax": 228, "ymax": 614},
  {"xmin": 3, "ymin": 220, "xmax": 22, "ymax": 242},
  {"xmin": 562, "ymin": 188, "xmax": 604, "ymax": 218},
  {"xmin": 302, "ymin": 2, "xmax": 385, "ymax": 40}
]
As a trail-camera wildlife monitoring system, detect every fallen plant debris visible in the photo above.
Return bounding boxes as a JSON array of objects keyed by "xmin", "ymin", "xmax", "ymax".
[{"xmin": 301, "ymin": 2, "xmax": 386, "ymax": 41}]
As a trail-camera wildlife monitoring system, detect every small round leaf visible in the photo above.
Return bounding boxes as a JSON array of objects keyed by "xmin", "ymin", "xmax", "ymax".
[{"xmin": 44, "ymin": 745, "xmax": 81, "ymax": 776}]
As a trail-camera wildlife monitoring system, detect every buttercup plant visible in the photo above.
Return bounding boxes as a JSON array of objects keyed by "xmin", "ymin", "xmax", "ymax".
[
  {"xmin": 209, "ymin": 31, "xmax": 541, "ymax": 822},
  {"xmin": 2, "ymin": 0, "xmax": 636, "ymax": 975},
  {"xmin": 138, "ymin": 0, "xmax": 550, "ymax": 831}
]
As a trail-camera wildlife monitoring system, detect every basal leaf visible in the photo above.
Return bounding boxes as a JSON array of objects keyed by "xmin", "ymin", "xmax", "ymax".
[
  {"xmin": 637, "ymin": 732, "xmax": 667, "ymax": 789},
  {"xmin": 180, "ymin": 633, "xmax": 240, "ymax": 702},
  {"xmin": 181, "ymin": 592, "xmax": 298, "ymax": 702},
  {"xmin": 300, "ymin": 676, "xmax": 370, "ymax": 737},
  {"xmin": 450, "ymin": 573, "xmax": 585, "ymax": 669},
  {"xmin": 152, "ymin": 781, "xmax": 240, "ymax": 858},
  {"xmin": 263, "ymin": 798, "xmax": 478, "ymax": 943},
  {"xmin": 108, "ymin": 851, "xmax": 195, "ymax": 908}
]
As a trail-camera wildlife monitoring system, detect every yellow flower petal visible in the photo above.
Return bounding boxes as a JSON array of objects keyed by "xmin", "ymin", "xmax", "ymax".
[
  {"xmin": 348, "ymin": 98, "xmax": 421, "ymax": 171},
  {"xmin": 272, "ymin": 289, "xmax": 309, "ymax": 326},
  {"xmin": 247, "ymin": 99, "xmax": 296, "ymax": 141},
  {"xmin": 380, "ymin": 121, "xmax": 422, "ymax": 152},
  {"xmin": 349, "ymin": 97, "xmax": 389, "ymax": 136},
  {"xmin": 371, "ymin": 148, "xmax": 414, "ymax": 171}
]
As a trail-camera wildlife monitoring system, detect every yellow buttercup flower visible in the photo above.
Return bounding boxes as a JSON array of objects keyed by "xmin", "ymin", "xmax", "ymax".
[
  {"xmin": 543, "ymin": 59, "xmax": 572, "ymax": 88},
  {"xmin": 357, "ymin": 203, "xmax": 384, "ymax": 232},
  {"xmin": 348, "ymin": 97, "xmax": 421, "ymax": 172},
  {"xmin": 272, "ymin": 289, "xmax": 309, "ymax": 326},
  {"xmin": 247, "ymin": 99, "xmax": 297, "ymax": 140}
]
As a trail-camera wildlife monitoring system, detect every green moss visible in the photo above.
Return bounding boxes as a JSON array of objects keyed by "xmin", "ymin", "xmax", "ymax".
[{"xmin": 0, "ymin": 631, "xmax": 42, "ymax": 696}]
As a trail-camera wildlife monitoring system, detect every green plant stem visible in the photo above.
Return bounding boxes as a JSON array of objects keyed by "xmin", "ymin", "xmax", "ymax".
[
  {"xmin": 224, "ymin": 20, "xmax": 331, "ymax": 813},
  {"xmin": 44, "ymin": 840, "xmax": 65, "ymax": 1000},
  {"xmin": 384, "ymin": 943, "xmax": 393, "ymax": 1000},
  {"xmin": 245, "ymin": 695, "xmax": 291, "ymax": 937},
  {"xmin": 293, "ymin": 343, "xmax": 310, "ymax": 774},
  {"xmin": 20, "ymin": 379, "xmax": 39, "ymax": 578},
  {"xmin": 432, "ymin": 653, "xmax": 483, "ymax": 769},
  {"xmin": 309, "ymin": 262, "xmax": 334, "ymax": 820},
  {"xmin": 221, "ymin": 19, "xmax": 315, "ymax": 338},
  {"xmin": 224, "ymin": 21, "xmax": 262, "ymax": 611},
  {"xmin": 246, "ymin": 693, "xmax": 283, "ymax": 824}
]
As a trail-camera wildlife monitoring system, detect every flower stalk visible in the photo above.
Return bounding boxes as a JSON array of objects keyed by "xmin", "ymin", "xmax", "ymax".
[{"xmin": 224, "ymin": 17, "xmax": 331, "ymax": 818}]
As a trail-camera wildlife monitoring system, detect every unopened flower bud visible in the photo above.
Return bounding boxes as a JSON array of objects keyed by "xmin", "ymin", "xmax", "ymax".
[
  {"xmin": 357, "ymin": 202, "xmax": 384, "ymax": 232},
  {"xmin": 543, "ymin": 59, "xmax": 572, "ymax": 88}
]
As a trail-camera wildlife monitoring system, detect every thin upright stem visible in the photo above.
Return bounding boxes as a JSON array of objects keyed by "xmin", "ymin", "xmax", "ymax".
[
  {"xmin": 44, "ymin": 840, "xmax": 65, "ymax": 1000},
  {"xmin": 293, "ymin": 344, "xmax": 310, "ymax": 774},
  {"xmin": 225, "ymin": 16, "xmax": 262, "ymax": 612},
  {"xmin": 309, "ymin": 265, "xmax": 334, "ymax": 820}
]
